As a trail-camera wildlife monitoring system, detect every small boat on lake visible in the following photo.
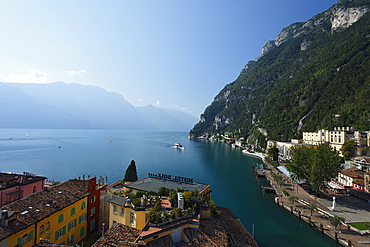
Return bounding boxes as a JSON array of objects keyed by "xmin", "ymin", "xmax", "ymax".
[{"xmin": 174, "ymin": 143, "xmax": 184, "ymax": 150}]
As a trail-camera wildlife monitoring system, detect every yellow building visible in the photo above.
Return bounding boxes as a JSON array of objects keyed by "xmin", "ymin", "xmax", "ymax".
[
  {"xmin": 0, "ymin": 179, "xmax": 92, "ymax": 246},
  {"xmin": 107, "ymin": 175, "xmax": 211, "ymax": 231},
  {"xmin": 93, "ymin": 207, "xmax": 258, "ymax": 247}
]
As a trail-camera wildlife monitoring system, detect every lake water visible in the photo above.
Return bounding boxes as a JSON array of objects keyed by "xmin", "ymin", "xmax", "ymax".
[{"xmin": 0, "ymin": 129, "xmax": 339, "ymax": 247}]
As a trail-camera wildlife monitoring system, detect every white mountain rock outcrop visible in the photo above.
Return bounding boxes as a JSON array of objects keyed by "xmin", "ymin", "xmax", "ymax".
[{"xmin": 331, "ymin": 6, "xmax": 369, "ymax": 30}]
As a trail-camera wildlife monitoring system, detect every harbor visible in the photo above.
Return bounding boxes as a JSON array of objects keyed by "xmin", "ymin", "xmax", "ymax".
[{"xmin": 245, "ymin": 148, "xmax": 370, "ymax": 247}]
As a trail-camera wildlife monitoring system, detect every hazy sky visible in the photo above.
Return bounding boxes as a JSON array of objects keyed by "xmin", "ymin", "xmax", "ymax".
[{"xmin": 0, "ymin": 0, "xmax": 337, "ymax": 117}]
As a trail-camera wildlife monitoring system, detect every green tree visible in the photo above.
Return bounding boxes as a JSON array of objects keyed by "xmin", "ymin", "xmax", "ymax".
[
  {"xmin": 330, "ymin": 215, "xmax": 345, "ymax": 231},
  {"xmin": 289, "ymin": 196, "xmax": 298, "ymax": 206},
  {"xmin": 340, "ymin": 140, "xmax": 355, "ymax": 160},
  {"xmin": 124, "ymin": 160, "xmax": 138, "ymax": 182},
  {"xmin": 267, "ymin": 146, "xmax": 279, "ymax": 161},
  {"xmin": 287, "ymin": 143, "xmax": 342, "ymax": 193},
  {"xmin": 307, "ymin": 203, "xmax": 317, "ymax": 216}
]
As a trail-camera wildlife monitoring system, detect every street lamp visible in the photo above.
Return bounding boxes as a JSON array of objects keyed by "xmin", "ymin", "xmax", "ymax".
[{"xmin": 102, "ymin": 222, "xmax": 105, "ymax": 236}]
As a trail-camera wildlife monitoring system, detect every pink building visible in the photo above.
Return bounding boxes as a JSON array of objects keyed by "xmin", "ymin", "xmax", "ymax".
[{"xmin": 0, "ymin": 172, "xmax": 47, "ymax": 206}]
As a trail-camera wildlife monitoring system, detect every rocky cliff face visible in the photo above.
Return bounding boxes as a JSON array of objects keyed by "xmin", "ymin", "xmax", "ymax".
[
  {"xmin": 258, "ymin": 1, "xmax": 370, "ymax": 59},
  {"xmin": 190, "ymin": 0, "xmax": 370, "ymax": 142},
  {"xmin": 331, "ymin": 6, "xmax": 369, "ymax": 30}
]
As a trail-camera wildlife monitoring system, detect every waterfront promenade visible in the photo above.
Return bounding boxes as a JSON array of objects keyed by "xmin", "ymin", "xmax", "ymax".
[
  {"xmin": 266, "ymin": 164, "xmax": 370, "ymax": 246},
  {"xmin": 242, "ymin": 150, "xmax": 370, "ymax": 246}
]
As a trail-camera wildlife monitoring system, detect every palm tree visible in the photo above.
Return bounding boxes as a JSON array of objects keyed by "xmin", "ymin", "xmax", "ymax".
[
  {"xmin": 307, "ymin": 203, "xmax": 317, "ymax": 216},
  {"xmin": 289, "ymin": 196, "xmax": 298, "ymax": 206},
  {"xmin": 330, "ymin": 215, "xmax": 345, "ymax": 231}
]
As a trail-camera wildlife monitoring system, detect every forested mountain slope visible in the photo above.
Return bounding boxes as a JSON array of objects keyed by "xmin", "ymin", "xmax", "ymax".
[{"xmin": 190, "ymin": 0, "xmax": 370, "ymax": 147}]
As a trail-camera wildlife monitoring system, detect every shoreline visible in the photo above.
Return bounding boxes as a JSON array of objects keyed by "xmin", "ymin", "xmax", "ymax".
[
  {"xmin": 241, "ymin": 149, "xmax": 266, "ymax": 160},
  {"xmin": 237, "ymin": 145, "xmax": 370, "ymax": 246},
  {"xmin": 257, "ymin": 157, "xmax": 370, "ymax": 247}
]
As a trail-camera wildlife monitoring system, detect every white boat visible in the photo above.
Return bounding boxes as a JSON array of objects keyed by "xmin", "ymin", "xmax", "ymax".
[{"xmin": 174, "ymin": 143, "xmax": 184, "ymax": 149}]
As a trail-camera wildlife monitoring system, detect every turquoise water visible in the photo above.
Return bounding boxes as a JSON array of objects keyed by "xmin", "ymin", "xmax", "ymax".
[{"xmin": 0, "ymin": 129, "xmax": 339, "ymax": 247}]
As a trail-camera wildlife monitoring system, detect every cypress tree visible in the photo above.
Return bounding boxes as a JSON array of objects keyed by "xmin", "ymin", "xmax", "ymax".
[{"xmin": 124, "ymin": 160, "xmax": 138, "ymax": 182}]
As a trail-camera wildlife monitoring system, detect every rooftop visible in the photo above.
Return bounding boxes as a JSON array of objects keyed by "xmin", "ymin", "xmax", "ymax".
[
  {"xmin": 95, "ymin": 207, "xmax": 257, "ymax": 247},
  {"xmin": 0, "ymin": 172, "xmax": 46, "ymax": 190},
  {"xmin": 0, "ymin": 179, "xmax": 90, "ymax": 241},
  {"xmin": 109, "ymin": 196, "xmax": 128, "ymax": 207},
  {"xmin": 125, "ymin": 177, "xmax": 210, "ymax": 195},
  {"xmin": 93, "ymin": 223, "xmax": 142, "ymax": 247},
  {"xmin": 340, "ymin": 167, "xmax": 365, "ymax": 179}
]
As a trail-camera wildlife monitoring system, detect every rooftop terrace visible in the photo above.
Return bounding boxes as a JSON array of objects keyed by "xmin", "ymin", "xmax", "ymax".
[{"xmin": 125, "ymin": 177, "xmax": 210, "ymax": 195}]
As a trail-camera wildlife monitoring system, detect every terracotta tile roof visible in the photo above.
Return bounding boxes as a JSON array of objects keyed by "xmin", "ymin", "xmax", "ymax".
[
  {"xmin": 0, "ymin": 179, "xmax": 90, "ymax": 241},
  {"xmin": 146, "ymin": 235, "xmax": 174, "ymax": 247},
  {"xmin": 0, "ymin": 172, "xmax": 46, "ymax": 190},
  {"xmin": 93, "ymin": 223, "xmax": 142, "ymax": 247},
  {"xmin": 96, "ymin": 207, "xmax": 257, "ymax": 247},
  {"xmin": 340, "ymin": 168, "xmax": 364, "ymax": 179},
  {"xmin": 185, "ymin": 207, "xmax": 258, "ymax": 247}
]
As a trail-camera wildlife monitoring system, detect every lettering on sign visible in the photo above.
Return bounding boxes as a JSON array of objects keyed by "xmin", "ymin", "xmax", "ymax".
[{"xmin": 148, "ymin": 173, "xmax": 194, "ymax": 184}]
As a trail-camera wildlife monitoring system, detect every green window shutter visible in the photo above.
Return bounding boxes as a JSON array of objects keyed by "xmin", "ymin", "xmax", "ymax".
[
  {"xmin": 74, "ymin": 219, "xmax": 77, "ymax": 226},
  {"xmin": 71, "ymin": 207, "xmax": 76, "ymax": 216},
  {"xmin": 78, "ymin": 215, "xmax": 81, "ymax": 224},
  {"xmin": 55, "ymin": 231, "xmax": 59, "ymax": 240},
  {"xmin": 71, "ymin": 234, "xmax": 74, "ymax": 244},
  {"xmin": 62, "ymin": 226, "xmax": 66, "ymax": 235},
  {"xmin": 68, "ymin": 223, "xmax": 71, "ymax": 231},
  {"xmin": 29, "ymin": 230, "xmax": 33, "ymax": 241},
  {"xmin": 58, "ymin": 214, "xmax": 64, "ymax": 223},
  {"xmin": 80, "ymin": 227, "xmax": 85, "ymax": 237},
  {"xmin": 18, "ymin": 238, "xmax": 22, "ymax": 245}
]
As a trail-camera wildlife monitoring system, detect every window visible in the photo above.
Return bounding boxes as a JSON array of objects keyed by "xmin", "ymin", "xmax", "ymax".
[
  {"xmin": 80, "ymin": 227, "xmax": 85, "ymax": 237},
  {"xmin": 18, "ymin": 231, "xmax": 33, "ymax": 245},
  {"xmin": 68, "ymin": 219, "xmax": 77, "ymax": 231},
  {"xmin": 91, "ymin": 206, "xmax": 96, "ymax": 216},
  {"xmin": 70, "ymin": 207, "xmax": 76, "ymax": 216},
  {"xmin": 67, "ymin": 234, "xmax": 74, "ymax": 245},
  {"xmin": 121, "ymin": 207, "xmax": 125, "ymax": 216},
  {"xmin": 55, "ymin": 226, "xmax": 66, "ymax": 240},
  {"xmin": 81, "ymin": 202, "xmax": 86, "ymax": 209},
  {"xmin": 33, "ymin": 186, "xmax": 37, "ymax": 193},
  {"xmin": 58, "ymin": 214, "xmax": 64, "ymax": 223},
  {"xmin": 22, "ymin": 234, "xmax": 29, "ymax": 245},
  {"xmin": 79, "ymin": 213, "xmax": 87, "ymax": 223},
  {"xmin": 91, "ymin": 196, "xmax": 96, "ymax": 203},
  {"xmin": 39, "ymin": 225, "xmax": 44, "ymax": 234},
  {"xmin": 46, "ymin": 222, "xmax": 50, "ymax": 230},
  {"xmin": 113, "ymin": 205, "xmax": 117, "ymax": 214},
  {"xmin": 90, "ymin": 218, "xmax": 95, "ymax": 232},
  {"xmin": 130, "ymin": 212, "xmax": 135, "ymax": 224}
]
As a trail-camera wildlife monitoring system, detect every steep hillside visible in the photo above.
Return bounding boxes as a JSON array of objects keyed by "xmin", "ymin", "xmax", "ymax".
[{"xmin": 190, "ymin": 0, "xmax": 370, "ymax": 147}]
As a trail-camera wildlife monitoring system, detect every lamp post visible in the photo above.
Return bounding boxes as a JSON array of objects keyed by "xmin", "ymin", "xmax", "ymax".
[{"xmin": 102, "ymin": 222, "xmax": 105, "ymax": 236}]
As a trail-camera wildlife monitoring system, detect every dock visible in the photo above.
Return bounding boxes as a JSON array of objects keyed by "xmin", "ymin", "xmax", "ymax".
[{"xmin": 252, "ymin": 165, "xmax": 276, "ymax": 194}]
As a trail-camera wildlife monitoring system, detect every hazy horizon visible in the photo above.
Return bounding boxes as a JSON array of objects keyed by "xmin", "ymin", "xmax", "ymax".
[{"xmin": 0, "ymin": 0, "xmax": 337, "ymax": 117}]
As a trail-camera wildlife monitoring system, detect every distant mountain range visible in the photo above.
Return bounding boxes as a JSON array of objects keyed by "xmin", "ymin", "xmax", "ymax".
[
  {"xmin": 190, "ymin": 0, "xmax": 370, "ymax": 146},
  {"xmin": 0, "ymin": 82, "xmax": 198, "ymax": 131}
]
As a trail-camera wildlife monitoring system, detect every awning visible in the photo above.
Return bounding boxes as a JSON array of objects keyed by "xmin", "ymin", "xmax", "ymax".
[
  {"xmin": 327, "ymin": 181, "xmax": 344, "ymax": 190},
  {"xmin": 277, "ymin": 166, "xmax": 305, "ymax": 184}
]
